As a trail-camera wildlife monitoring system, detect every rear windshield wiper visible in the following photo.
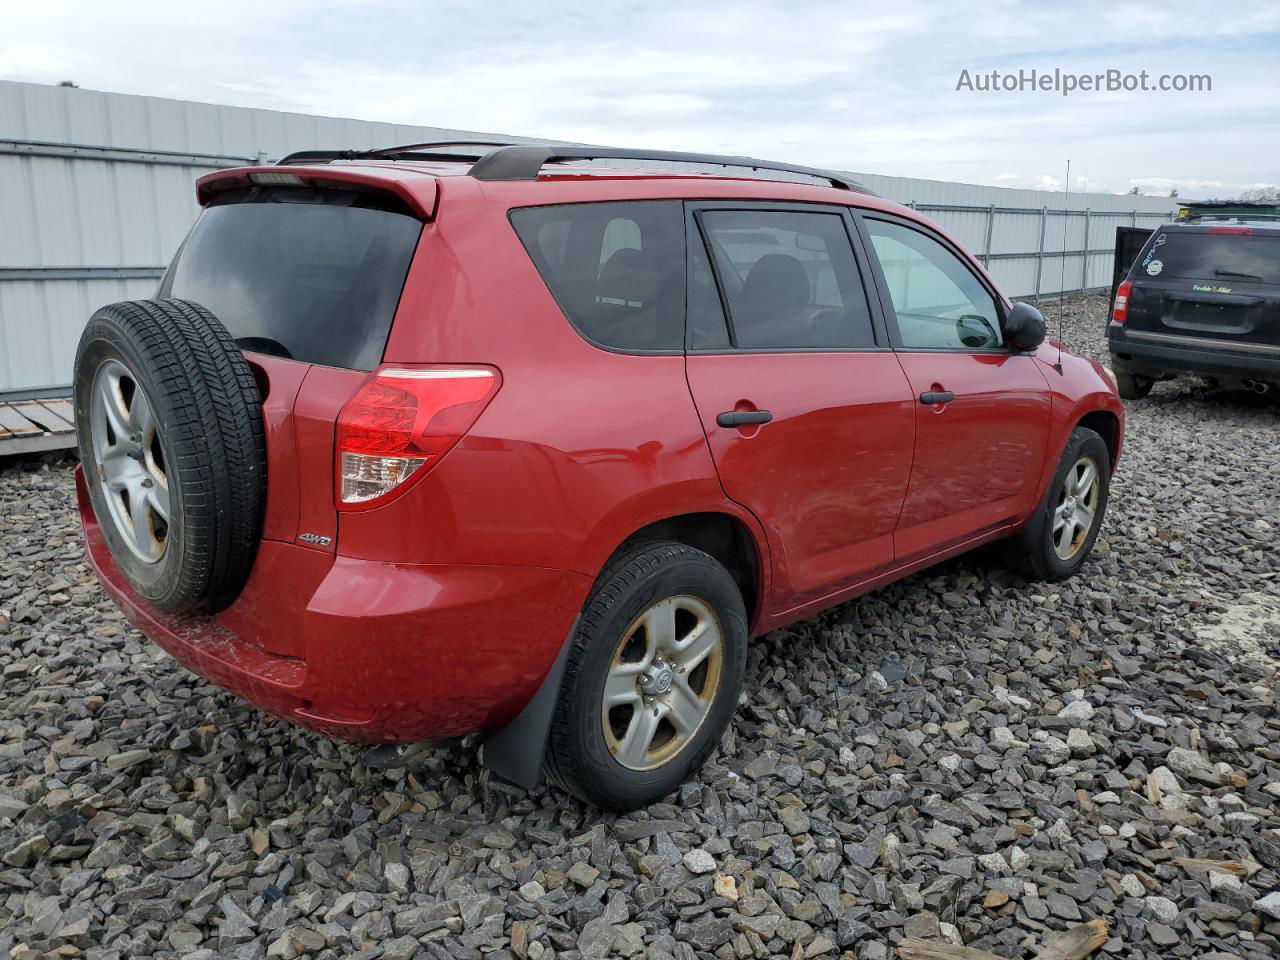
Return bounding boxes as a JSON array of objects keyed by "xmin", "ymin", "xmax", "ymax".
[{"xmin": 1214, "ymin": 268, "xmax": 1263, "ymax": 281}]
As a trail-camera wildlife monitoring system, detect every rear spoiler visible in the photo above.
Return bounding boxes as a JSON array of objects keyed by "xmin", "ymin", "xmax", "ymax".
[{"xmin": 195, "ymin": 166, "xmax": 439, "ymax": 220}]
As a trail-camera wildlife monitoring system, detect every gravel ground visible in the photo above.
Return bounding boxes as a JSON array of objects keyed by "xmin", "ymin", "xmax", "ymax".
[{"xmin": 2, "ymin": 292, "xmax": 1278, "ymax": 960}]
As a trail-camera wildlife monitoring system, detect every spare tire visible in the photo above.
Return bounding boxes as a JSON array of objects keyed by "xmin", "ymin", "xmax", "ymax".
[{"xmin": 74, "ymin": 299, "xmax": 266, "ymax": 613}]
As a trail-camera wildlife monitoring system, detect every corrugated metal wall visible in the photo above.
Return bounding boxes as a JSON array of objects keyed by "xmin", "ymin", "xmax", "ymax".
[
  {"xmin": 0, "ymin": 80, "xmax": 1177, "ymax": 397},
  {"xmin": 854, "ymin": 172, "xmax": 1176, "ymax": 304}
]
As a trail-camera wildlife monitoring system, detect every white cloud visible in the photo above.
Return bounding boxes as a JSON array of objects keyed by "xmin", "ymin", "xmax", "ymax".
[{"xmin": 1, "ymin": 0, "xmax": 1276, "ymax": 199}]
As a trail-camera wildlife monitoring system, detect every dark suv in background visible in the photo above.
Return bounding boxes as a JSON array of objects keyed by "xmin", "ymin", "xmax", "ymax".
[{"xmin": 1108, "ymin": 221, "xmax": 1280, "ymax": 398}]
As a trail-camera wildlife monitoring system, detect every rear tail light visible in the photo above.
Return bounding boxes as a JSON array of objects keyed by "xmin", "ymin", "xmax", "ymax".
[
  {"xmin": 1110, "ymin": 280, "xmax": 1132, "ymax": 327},
  {"xmin": 335, "ymin": 366, "xmax": 500, "ymax": 508},
  {"xmin": 1207, "ymin": 226, "xmax": 1252, "ymax": 235}
]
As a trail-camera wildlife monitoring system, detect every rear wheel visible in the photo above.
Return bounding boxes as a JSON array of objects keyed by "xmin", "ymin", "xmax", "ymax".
[
  {"xmin": 1114, "ymin": 366, "xmax": 1153, "ymax": 400},
  {"xmin": 1005, "ymin": 427, "xmax": 1111, "ymax": 581},
  {"xmin": 544, "ymin": 541, "xmax": 747, "ymax": 810},
  {"xmin": 74, "ymin": 299, "xmax": 266, "ymax": 613}
]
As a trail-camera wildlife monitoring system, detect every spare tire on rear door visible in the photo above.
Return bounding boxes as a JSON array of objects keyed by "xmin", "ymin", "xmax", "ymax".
[{"xmin": 74, "ymin": 299, "xmax": 266, "ymax": 613}]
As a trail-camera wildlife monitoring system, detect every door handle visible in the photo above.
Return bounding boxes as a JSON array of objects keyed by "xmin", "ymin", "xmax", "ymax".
[
  {"xmin": 717, "ymin": 410, "xmax": 774, "ymax": 427},
  {"xmin": 919, "ymin": 391, "xmax": 955, "ymax": 406}
]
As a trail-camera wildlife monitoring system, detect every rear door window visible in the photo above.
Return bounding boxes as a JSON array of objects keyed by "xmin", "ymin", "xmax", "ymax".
[
  {"xmin": 509, "ymin": 201, "xmax": 685, "ymax": 351},
  {"xmin": 697, "ymin": 209, "xmax": 876, "ymax": 349},
  {"xmin": 1137, "ymin": 231, "xmax": 1280, "ymax": 285},
  {"xmin": 161, "ymin": 188, "xmax": 423, "ymax": 371}
]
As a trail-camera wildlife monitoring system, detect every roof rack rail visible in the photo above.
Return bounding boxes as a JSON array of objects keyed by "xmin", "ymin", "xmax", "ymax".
[
  {"xmin": 466, "ymin": 144, "xmax": 874, "ymax": 194},
  {"xmin": 277, "ymin": 140, "xmax": 519, "ymax": 166}
]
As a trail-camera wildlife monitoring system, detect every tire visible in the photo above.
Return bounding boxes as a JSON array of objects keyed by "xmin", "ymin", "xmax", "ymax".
[
  {"xmin": 1114, "ymin": 367, "xmax": 1153, "ymax": 400},
  {"xmin": 1005, "ymin": 427, "xmax": 1111, "ymax": 582},
  {"xmin": 544, "ymin": 541, "xmax": 748, "ymax": 811},
  {"xmin": 74, "ymin": 299, "xmax": 266, "ymax": 613}
]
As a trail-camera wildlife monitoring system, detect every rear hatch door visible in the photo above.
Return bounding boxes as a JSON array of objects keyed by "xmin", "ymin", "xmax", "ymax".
[
  {"xmin": 1126, "ymin": 227, "xmax": 1280, "ymax": 351},
  {"xmin": 157, "ymin": 179, "xmax": 426, "ymax": 649}
]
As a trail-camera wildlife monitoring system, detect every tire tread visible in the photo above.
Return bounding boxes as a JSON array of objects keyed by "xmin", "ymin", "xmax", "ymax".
[{"xmin": 73, "ymin": 298, "xmax": 266, "ymax": 612}]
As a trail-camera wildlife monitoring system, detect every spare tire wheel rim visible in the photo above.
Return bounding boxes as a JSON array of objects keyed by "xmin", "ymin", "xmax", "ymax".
[
  {"xmin": 89, "ymin": 358, "xmax": 171, "ymax": 564},
  {"xmin": 602, "ymin": 595, "xmax": 724, "ymax": 771},
  {"xmin": 1052, "ymin": 455, "xmax": 1100, "ymax": 561}
]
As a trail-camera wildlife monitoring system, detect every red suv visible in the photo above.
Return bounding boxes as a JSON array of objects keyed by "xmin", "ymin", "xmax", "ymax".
[{"xmin": 73, "ymin": 142, "xmax": 1123, "ymax": 810}]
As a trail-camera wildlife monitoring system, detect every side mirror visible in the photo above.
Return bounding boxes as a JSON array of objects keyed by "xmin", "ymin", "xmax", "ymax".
[{"xmin": 1004, "ymin": 302, "xmax": 1046, "ymax": 353}]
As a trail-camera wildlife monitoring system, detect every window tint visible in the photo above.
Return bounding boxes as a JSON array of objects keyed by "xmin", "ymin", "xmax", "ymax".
[
  {"xmin": 699, "ymin": 210, "xmax": 875, "ymax": 349},
  {"xmin": 689, "ymin": 234, "xmax": 731, "ymax": 349},
  {"xmin": 510, "ymin": 201, "xmax": 685, "ymax": 351},
  {"xmin": 161, "ymin": 190, "xmax": 423, "ymax": 371},
  {"xmin": 1137, "ymin": 230, "xmax": 1280, "ymax": 285},
  {"xmin": 864, "ymin": 219, "xmax": 1002, "ymax": 350}
]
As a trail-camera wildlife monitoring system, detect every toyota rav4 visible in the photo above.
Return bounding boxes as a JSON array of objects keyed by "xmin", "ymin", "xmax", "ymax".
[{"xmin": 74, "ymin": 142, "xmax": 1124, "ymax": 810}]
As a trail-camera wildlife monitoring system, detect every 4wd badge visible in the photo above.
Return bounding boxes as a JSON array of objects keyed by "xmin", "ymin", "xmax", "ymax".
[{"xmin": 299, "ymin": 533, "xmax": 332, "ymax": 547}]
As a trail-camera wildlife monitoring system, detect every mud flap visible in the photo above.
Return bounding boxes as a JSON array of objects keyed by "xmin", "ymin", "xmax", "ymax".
[{"xmin": 479, "ymin": 616, "xmax": 579, "ymax": 788}]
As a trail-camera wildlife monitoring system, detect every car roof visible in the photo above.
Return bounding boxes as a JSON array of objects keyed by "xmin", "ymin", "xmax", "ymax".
[
  {"xmin": 191, "ymin": 147, "xmax": 1002, "ymax": 294},
  {"xmin": 197, "ymin": 156, "xmax": 917, "ymax": 221},
  {"xmin": 197, "ymin": 140, "xmax": 905, "ymax": 217},
  {"xmin": 1159, "ymin": 220, "xmax": 1280, "ymax": 234}
]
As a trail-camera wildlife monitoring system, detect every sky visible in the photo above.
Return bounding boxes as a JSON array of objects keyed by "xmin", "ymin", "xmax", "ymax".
[{"xmin": 2, "ymin": 0, "xmax": 1277, "ymax": 200}]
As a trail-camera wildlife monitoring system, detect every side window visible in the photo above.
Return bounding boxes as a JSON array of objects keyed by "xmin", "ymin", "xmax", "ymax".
[
  {"xmin": 510, "ymin": 201, "xmax": 684, "ymax": 351},
  {"xmin": 689, "ymin": 233, "xmax": 730, "ymax": 349},
  {"xmin": 864, "ymin": 219, "xmax": 1002, "ymax": 350},
  {"xmin": 699, "ymin": 210, "xmax": 876, "ymax": 350}
]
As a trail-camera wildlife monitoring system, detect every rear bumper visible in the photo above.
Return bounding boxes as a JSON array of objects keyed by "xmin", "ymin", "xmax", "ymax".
[
  {"xmin": 1108, "ymin": 328, "xmax": 1280, "ymax": 381},
  {"xmin": 77, "ymin": 467, "xmax": 590, "ymax": 743}
]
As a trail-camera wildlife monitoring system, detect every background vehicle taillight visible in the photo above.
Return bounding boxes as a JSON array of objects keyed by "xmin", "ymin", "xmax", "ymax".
[
  {"xmin": 335, "ymin": 367, "xmax": 500, "ymax": 508},
  {"xmin": 1110, "ymin": 280, "xmax": 1132, "ymax": 326}
]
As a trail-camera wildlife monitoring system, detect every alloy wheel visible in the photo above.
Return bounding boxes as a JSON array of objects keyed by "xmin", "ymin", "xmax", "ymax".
[
  {"xmin": 89, "ymin": 359, "xmax": 170, "ymax": 564},
  {"xmin": 1052, "ymin": 455, "xmax": 1100, "ymax": 561},
  {"xmin": 601, "ymin": 595, "xmax": 724, "ymax": 771}
]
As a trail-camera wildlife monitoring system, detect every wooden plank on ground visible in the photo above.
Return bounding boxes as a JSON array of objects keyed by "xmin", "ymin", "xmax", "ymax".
[
  {"xmin": 897, "ymin": 942, "xmax": 1004, "ymax": 960},
  {"xmin": 0, "ymin": 431, "xmax": 78, "ymax": 457},
  {"xmin": 39, "ymin": 398, "xmax": 75, "ymax": 425},
  {"xmin": 1034, "ymin": 920, "xmax": 1109, "ymax": 960},
  {"xmin": 898, "ymin": 922, "xmax": 1111, "ymax": 960},
  {"xmin": 0, "ymin": 403, "xmax": 41, "ymax": 436},
  {"xmin": 1172, "ymin": 857, "xmax": 1248, "ymax": 876},
  {"xmin": 21, "ymin": 400, "xmax": 76, "ymax": 432}
]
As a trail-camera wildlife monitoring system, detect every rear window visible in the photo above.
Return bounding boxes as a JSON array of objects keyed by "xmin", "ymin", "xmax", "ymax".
[
  {"xmin": 160, "ymin": 188, "xmax": 423, "ymax": 371},
  {"xmin": 509, "ymin": 201, "xmax": 685, "ymax": 351},
  {"xmin": 1138, "ymin": 230, "xmax": 1280, "ymax": 286}
]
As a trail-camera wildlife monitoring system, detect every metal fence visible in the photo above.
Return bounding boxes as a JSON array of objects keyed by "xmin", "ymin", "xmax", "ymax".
[{"xmin": 0, "ymin": 80, "xmax": 1178, "ymax": 398}]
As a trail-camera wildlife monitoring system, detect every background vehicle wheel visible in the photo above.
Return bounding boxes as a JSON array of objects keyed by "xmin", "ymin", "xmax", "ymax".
[
  {"xmin": 543, "ymin": 541, "xmax": 748, "ymax": 811},
  {"xmin": 74, "ymin": 299, "xmax": 266, "ymax": 613},
  {"xmin": 1005, "ymin": 427, "xmax": 1111, "ymax": 582},
  {"xmin": 1114, "ymin": 367, "xmax": 1153, "ymax": 400}
]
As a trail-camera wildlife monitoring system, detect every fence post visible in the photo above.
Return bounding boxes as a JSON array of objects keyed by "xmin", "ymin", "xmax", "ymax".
[
  {"xmin": 1081, "ymin": 208, "xmax": 1091, "ymax": 292},
  {"xmin": 1034, "ymin": 206, "xmax": 1047, "ymax": 304},
  {"xmin": 982, "ymin": 204, "xmax": 995, "ymax": 266},
  {"xmin": 1131, "ymin": 209, "xmax": 1137, "ymax": 226}
]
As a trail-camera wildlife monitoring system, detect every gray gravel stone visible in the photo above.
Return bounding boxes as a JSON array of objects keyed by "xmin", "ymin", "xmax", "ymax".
[
  {"xmin": 681, "ymin": 848, "xmax": 716, "ymax": 874},
  {"xmin": 1, "ymin": 292, "xmax": 1277, "ymax": 960}
]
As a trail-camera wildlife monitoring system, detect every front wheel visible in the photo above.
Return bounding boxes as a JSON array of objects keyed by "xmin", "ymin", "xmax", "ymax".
[
  {"xmin": 543, "ymin": 541, "xmax": 748, "ymax": 811},
  {"xmin": 1005, "ymin": 427, "xmax": 1111, "ymax": 581}
]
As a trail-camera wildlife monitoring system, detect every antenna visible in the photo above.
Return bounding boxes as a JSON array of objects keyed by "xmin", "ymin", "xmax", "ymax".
[{"xmin": 1055, "ymin": 159, "xmax": 1071, "ymax": 370}]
